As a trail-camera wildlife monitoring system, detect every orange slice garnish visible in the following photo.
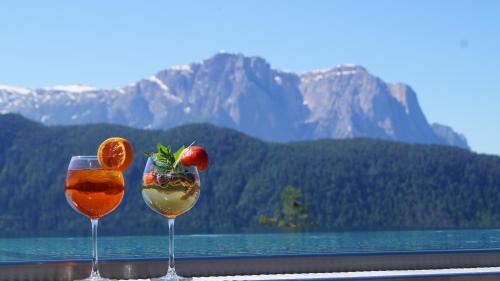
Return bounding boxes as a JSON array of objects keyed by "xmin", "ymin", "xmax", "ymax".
[{"xmin": 97, "ymin": 137, "xmax": 133, "ymax": 171}]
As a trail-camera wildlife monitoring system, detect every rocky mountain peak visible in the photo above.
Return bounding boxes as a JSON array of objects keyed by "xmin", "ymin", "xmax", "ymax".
[{"xmin": 0, "ymin": 53, "xmax": 469, "ymax": 149}]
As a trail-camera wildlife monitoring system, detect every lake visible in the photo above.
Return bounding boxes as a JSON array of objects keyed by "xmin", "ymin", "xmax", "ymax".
[{"xmin": 2, "ymin": 229, "xmax": 500, "ymax": 262}]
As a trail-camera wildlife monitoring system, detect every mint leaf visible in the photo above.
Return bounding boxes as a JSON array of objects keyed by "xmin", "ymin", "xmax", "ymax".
[
  {"xmin": 156, "ymin": 153, "xmax": 168, "ymax": 161},
  {"xmin": 147, "ymin": 143, "xmax": 189, "ymax": 173},
  {"xmin": 173, "ymin": 145, "xmax": 185, "ymax": 162},
  {"xmin": 156, "ymin": 143, "xmax": 164, "ymax": 153},
  {"xmin": 157, "ymin": 143, "xmax": 171, "ymax": 156},
  {"xmin": 173, "ymin": 145, "xmax": 186, "ymax": 170}
]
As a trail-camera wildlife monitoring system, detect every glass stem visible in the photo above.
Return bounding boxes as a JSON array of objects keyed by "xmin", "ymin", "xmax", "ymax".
[
  {"xmin": 167, "ymin": 218, "xmax": 176, "ymax": 276},
  {"xmin": 91, "ymin": 218, "xmax": 100, "ymax": 277}
]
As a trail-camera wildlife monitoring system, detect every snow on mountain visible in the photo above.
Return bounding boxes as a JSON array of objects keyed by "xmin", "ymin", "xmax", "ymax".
[
  {"xmin": 43, "ymin": 85, "xmax": 97, "ymax": 93},
  {"xmin": 0, "ymin": 85, "xmax": 32, "ymax": 95},
  {"xmin": 170, "ymin": 64, "xmax": 193, "ymax": 73},
  {"xmin": 146, "ymin": 76, "xmax": 168, "ymax": 91},
  {"xmin": 0, "ymin": 53, "xmax": 469, "ymax": 149}
]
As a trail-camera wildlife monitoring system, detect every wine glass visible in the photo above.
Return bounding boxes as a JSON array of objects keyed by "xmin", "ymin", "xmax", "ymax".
[
  {"xmin": 65, "ymin": 156, "xmax": 125, "ymax": 281},
  {"xmin": 141, "ymin": 157, "xmax": 201, "ymax": 281}
]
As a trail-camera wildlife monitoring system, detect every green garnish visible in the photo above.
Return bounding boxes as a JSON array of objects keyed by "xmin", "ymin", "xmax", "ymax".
[{"xmin": 145, "ymin": 144, "xmax": 185, "ymax": 173}]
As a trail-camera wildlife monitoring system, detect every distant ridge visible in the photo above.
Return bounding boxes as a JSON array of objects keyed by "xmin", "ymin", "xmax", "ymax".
[{"xmin": 0, "ymin": 53, "xmax": 468, "ymax": 149}]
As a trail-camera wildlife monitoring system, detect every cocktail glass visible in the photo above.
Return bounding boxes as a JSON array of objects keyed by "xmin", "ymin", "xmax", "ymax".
[
  {"xmin": 142, "ymin": 157, "xmax": 201, "ymax": 281},
  {"xmin": 65, "ymin": 156, "xmax": 125, "ymax": 281}
]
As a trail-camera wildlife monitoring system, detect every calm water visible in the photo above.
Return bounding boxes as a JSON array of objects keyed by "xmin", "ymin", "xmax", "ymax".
[{"xmin": 2, "ymin": 229, "xmax": 500, "ymax": 262}]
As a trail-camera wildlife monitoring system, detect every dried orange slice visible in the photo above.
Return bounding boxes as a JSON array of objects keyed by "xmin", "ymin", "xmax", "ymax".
[{"xmin": 97, "ymin": 137, "xmax": 133, "ymax": 171}]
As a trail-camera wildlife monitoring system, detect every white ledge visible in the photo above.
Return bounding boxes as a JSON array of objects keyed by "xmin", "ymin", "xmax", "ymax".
[{"xmin": 126, "ymin": 267, "xmax": 500, "ymax": 280}]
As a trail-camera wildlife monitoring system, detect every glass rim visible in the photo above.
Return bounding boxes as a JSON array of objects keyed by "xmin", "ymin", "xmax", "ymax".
[
  {"xmin": 71, "ymin": 155, "xmax": 97, "ymax": 159},
  {"xmin": 71, "ymin": 155, "xmax": 114, "ymax": 159}
]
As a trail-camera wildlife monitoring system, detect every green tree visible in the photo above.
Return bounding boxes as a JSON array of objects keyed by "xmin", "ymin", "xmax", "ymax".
[{"xmin": 259, "ymin": 185, "xmax": 315, "ymax": 231}]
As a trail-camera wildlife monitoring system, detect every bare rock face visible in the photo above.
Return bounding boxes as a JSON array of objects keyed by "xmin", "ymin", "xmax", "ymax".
[
  {"xmin": 0, "ymin": 53, "xmax": 468, "ymax": 149},
  {"xmin": 298, "ymin": 65, "xmax": 447, "ymax": 145},
  {"xmin": 431, "ymin": 123, "xmax": 469, "ymax": 149},
  {"xmin": 299, "ymin": 64, "xmax": 467, "ymax": 149},
  {"xmin": 150, "ymin": 53, "xmax": 310, "ymax": 141}
]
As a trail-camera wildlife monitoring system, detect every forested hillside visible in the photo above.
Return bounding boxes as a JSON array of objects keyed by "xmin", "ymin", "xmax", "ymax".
[{"xmin": 0, "ymin": 114, "xmax": 498, "ymax": 237}]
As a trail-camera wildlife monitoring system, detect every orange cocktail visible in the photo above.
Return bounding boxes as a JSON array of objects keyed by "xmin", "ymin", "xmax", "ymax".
[
  {"xmin": 65, "ymin": 138, "xmax": 132, "ymax": 281},
  {"xmin": 65, "ymin": 169, "xmax": 124, "ymax": 219}
]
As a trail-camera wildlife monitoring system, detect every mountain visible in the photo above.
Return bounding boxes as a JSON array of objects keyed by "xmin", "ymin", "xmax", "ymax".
[
  {"xmin": 301, "ymin": 68, "xmax": 446, "ymax": 144},
  {"xmin": 0, "ymin": 52, "xmax": 468, "ymax": 148},
  {"xmin": 431, "ymin": 123, "xmax": 469, "ymax": 149},
  {"xmin": 0, "ymin": 114, "xmax": 498, "ymax": 237}
]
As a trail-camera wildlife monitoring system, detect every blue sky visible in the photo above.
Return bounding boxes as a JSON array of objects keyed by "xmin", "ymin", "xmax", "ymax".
[{"xmin": 0, "ymin": 0, "xmax": 499, "ymax": 155}]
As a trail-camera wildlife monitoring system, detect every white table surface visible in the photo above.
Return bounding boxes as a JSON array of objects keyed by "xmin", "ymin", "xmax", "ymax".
[{"xmin": 119, "ymin": 266, "xmax": 500, "ymax": 280}]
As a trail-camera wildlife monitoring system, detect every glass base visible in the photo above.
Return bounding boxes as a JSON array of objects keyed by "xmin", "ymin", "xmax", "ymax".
[
  {"xmin": 76, "ymin": 277, "xmax": 111, "ymax": 281},
  {"xmin": 151, "ymin": 274, "xmax": 192, "ymax": 281}
]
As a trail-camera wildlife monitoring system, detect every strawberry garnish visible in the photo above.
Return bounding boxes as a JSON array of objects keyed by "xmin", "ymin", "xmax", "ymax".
[{"xmin": 180, "ymin": 146, "xmax": 208, "ymax": 172}]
